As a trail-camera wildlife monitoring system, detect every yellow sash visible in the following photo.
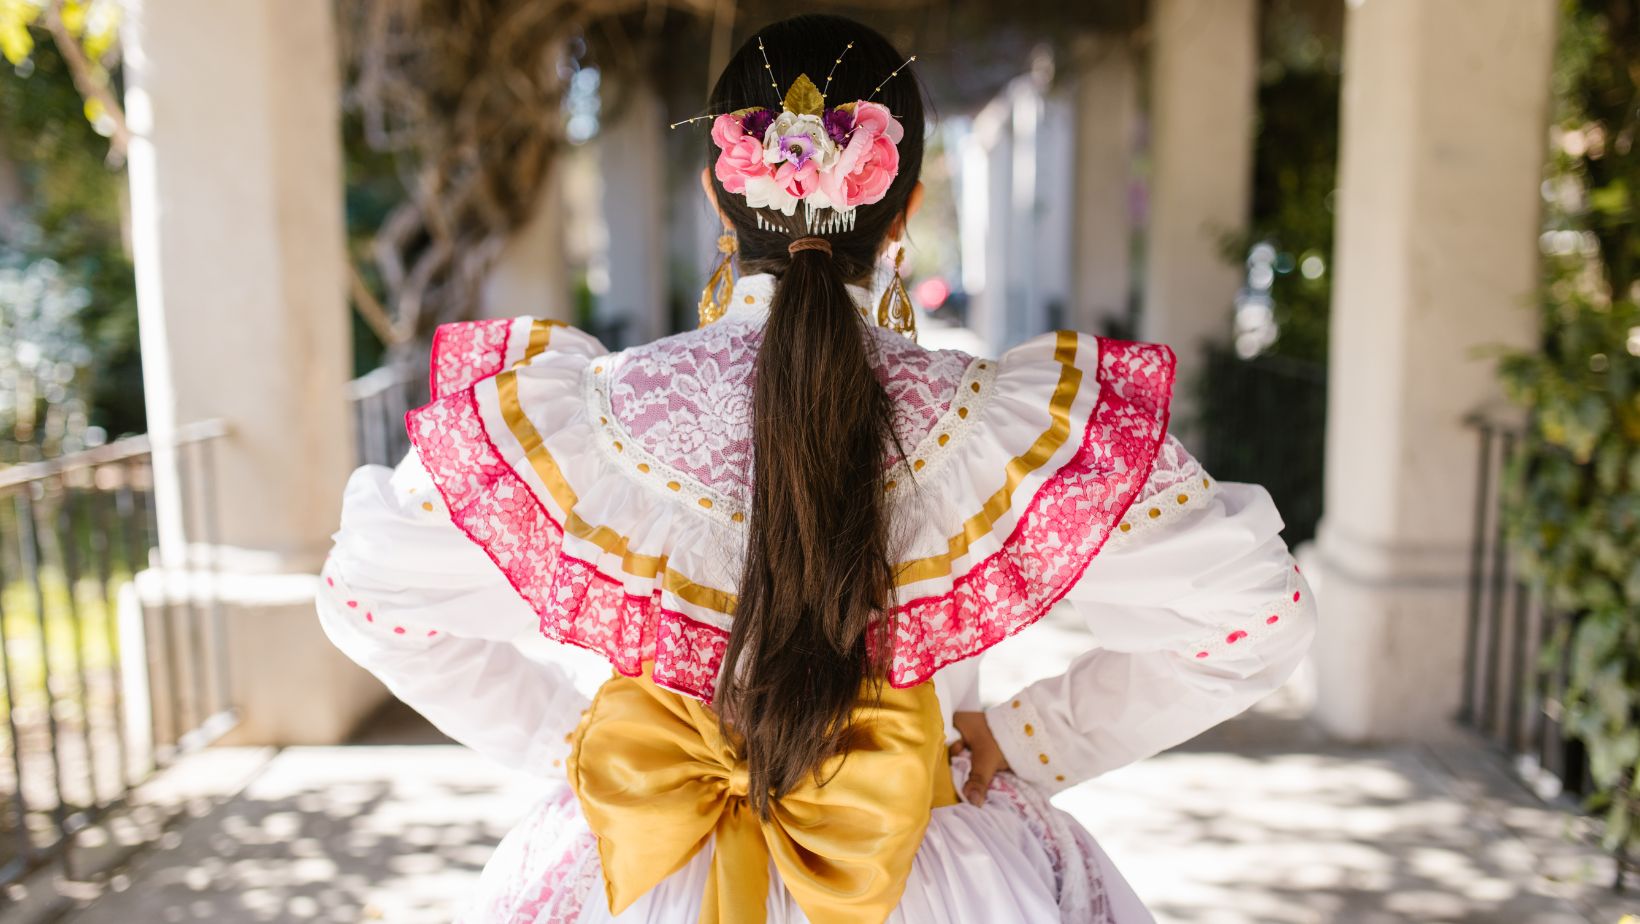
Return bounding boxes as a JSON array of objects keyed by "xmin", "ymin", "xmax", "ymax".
[{"xmin": 566, "ymin": 663, "xmax": 958, "ymax": 924}]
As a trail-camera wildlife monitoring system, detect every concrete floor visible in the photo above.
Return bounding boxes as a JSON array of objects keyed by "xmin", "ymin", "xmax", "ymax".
[
  {"xmin": 30, "ymin": 706, "xmax": 1638, "ymax": 924},
  {"xmin": 19, "ymin": 610, "xmax": 1640, "ymax": 924}
]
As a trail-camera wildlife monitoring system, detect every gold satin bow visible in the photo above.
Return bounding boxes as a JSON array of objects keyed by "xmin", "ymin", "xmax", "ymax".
[{"xmin": 566, "ymin": 663, "xmax": 958, "ymax": 924}]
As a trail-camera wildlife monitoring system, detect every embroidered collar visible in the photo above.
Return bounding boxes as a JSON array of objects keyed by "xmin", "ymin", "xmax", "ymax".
[
  {"xmin": 410, "ymin": 314, "xmax": 1177, "ymax": 702},
  {"xmin": 724, "ymin": 272, "xmax": 878, "ymax": 323}
]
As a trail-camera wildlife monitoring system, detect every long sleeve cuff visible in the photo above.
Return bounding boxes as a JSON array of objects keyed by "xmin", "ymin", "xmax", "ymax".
[{"xmin": 985, "ymin": 693, "xmax": 1072, "ymax": 794}]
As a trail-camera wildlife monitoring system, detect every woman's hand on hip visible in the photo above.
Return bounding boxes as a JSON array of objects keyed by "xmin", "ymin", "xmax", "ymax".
[{"xmin": 950, "ymin": 710, "xmax": 1010, "ymax": 806}]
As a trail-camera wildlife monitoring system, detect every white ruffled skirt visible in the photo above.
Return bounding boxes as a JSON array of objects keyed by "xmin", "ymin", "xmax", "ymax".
[{"xmin": 459, "ymin": 756, "xmax": 1153, "ymax": 924}]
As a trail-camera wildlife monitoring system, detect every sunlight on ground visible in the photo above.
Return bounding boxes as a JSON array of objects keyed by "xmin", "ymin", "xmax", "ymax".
[
  {"xmin": 1061, "ymin": 748, "xmax": 1623, "ymax": 924},
  {"xmin": 70, "ymin": 747, "xmax": 544, "ymax": 923},
  {"xmin": 56, "ymin": 735, "xmax": 1634, "ymax": 924},
  {"xmin": 41, "ymin": 616, "xmax": 1639, "ymax": 924}
]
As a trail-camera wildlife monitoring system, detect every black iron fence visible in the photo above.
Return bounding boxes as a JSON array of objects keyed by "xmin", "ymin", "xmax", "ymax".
[
  {"xmin": 347, "ymin": 363, "xmax": 420, "ymax": 469},
  {"xmin": 0, "ymin": 420, "xmax": 233, "ymax": 889},
  {"xmin": 1457, "ymin": 412, "xmax": 1591, "ymax": 800},
  {"xmin": 1196, "ymin": 346, "xmax": 1328, "ymax": 546}
]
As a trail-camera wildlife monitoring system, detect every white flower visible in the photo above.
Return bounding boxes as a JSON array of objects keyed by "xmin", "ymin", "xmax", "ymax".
[
  {"xmin": 761, "ymin": 111, "xmax": 840, "ymax": 171},
  {"xmin": 742, "ymin": 174, "xmax": 799, "ymax": 215}
]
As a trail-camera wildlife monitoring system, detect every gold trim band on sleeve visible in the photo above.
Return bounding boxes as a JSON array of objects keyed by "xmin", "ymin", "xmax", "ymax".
[
  {"xmin": 496, "ymin": 331, "xmax": 740, "ymax": 615},
  {"xmin": 894, "ymin": 330, "xmax": 1083, "ymax": 587}
]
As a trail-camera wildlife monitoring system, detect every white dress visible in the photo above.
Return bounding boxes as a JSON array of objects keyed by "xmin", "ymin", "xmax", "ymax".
[{"xmin": 316, "ymin": 274, "xmax": 1317, "ymax": 924}]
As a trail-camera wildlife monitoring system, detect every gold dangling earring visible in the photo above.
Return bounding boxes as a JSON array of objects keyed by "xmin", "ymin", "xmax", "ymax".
[
  {"xmin": 698, "ymin": 232, "xmax": 737, "ymax": 327},
  {"xmin": 877, "ymin": 244, "xmax": 917, "ymax": 342}
]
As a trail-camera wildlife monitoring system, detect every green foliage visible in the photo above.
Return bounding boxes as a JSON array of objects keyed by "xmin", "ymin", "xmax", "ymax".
[
  {"xmin": 338, "ymin": 107, "xmax": 407, "ymax": 376},
  {"xmin": 0, "ymin": 1, "xmax": 121, "ymax": 130},
  {"xmin": 0, "ymin": 18, "xmax": 141, "ymax": 455},
  {"xmin": 1498, "ymin": 0, "xmax": 1640, "ymax": 860},
  {"xmin": 1219, "ymin": 0, "xmax": 1342, "ymax": 365},
  {"xmin": 0, "ymin": 1, "xmax": 42, "ymax": 66}
]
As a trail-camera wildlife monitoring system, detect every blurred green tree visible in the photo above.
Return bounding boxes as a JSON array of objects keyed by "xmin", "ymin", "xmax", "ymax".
[
  {"xmin": 1222, "ymin": 0, "xmax": 1342, "ymax": 365},
  {"xmin": 1194, "ymin": 0, "xmax": 1341, "ymax": 546},
  {"xmin": 0, "ymin": 1, "xmax": 140, "ymax": 460},
  {"xmin": 1498, "ymin": 0, "xmax": 1640, "ymax": 878}
]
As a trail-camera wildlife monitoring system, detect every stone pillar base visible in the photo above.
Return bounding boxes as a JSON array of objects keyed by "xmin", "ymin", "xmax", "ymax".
[
  {"xmin": 124, "ymin": 567, "xmax": 388, "ymax": 750},
  {"xmin": 1307, "ymin": 526, "xmax": 1468, "ymax": 742}
]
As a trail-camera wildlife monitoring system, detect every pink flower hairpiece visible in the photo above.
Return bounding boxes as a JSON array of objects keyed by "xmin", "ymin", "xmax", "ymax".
[{"xmin": 678, "ymin": 41, "xmax": 914, "ymax": 230}]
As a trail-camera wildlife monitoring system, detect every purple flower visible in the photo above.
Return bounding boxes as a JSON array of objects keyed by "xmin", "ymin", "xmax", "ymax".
[
  {"xmin": 823, "ymin": 107, "xmax": 854, "ymax": 144},
  {"xmin": 776, "ymin": 133, "xmax": 816, "ymax": 168},
  {"xmin": 741, "ymin": 108, "xmax": 774, "ymax": 138}
]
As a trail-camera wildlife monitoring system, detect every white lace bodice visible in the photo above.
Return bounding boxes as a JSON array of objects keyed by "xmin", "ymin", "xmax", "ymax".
[{"xmin": 602, "ymin": 277, "xmax": 974, "ymax": 503}]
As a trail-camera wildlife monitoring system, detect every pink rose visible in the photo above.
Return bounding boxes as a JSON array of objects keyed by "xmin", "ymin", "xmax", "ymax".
[
  {"xmin": 775, "ymin": 160, "xmax": 820, "ymax": 199},
  {"xmin": 850, "ymin": 134, "xmax": 900, "ymax": 204},
  {"xmin": 710, "ymin": 113, "xmax": 743, "ymax": 150},
  {"xmin": 818, "ymin": 114, "xmax": 902, "ymax": 209},
  {"xmin": 850, "ymin": 102, "xmax": 904, "ymax": 145},
  {"xmin": 711, "ymin": 114, "xmax": 769, "ymax": 194}
]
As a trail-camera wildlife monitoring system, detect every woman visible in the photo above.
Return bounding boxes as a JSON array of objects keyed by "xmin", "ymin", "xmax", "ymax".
[{"xmin": 317, "ymin": 14, "xmax": 1316, "ymax": 923}]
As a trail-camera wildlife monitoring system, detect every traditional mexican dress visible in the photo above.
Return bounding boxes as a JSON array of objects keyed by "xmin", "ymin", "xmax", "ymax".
[{"xmin": 316, "ymin": 273, "xmax": 1317, "ymax": 924}]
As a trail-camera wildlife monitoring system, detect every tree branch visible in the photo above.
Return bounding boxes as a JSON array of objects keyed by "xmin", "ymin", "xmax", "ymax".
[
  {"xmin": 349, "ymin": 262, "xmax": 411, "ymax": 347},
  {"xmin": 43, "ymin": 0, "xmax": 130, "ymax": 165}
]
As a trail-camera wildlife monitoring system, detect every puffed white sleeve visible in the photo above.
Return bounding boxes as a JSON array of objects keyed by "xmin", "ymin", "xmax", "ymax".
[
  {"xmin": 315, "ymin": 447, "xmax": 590, "ymax": 777},
  {"xmin": 984, "ymin": 436, "xmax": 1317, "ymax": 794}
]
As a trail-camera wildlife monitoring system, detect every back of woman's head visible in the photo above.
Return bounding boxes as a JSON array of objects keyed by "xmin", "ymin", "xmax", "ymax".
[
  {"xmin": 704, "ymin": 14, "xmax": 926, "ymax": 817},
  {"xmin": 706, "ymin": 15, "xmax": 925, "ymax": 276}
]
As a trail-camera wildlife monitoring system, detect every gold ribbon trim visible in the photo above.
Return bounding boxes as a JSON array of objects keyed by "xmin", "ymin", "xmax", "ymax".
[
  {"xmin": 487, "ymin": 328, "xmax": 1089, "ymax": 618},
  {"xmin": 566, "ymin": 664, "xmax": 958, "ymax": 924}
]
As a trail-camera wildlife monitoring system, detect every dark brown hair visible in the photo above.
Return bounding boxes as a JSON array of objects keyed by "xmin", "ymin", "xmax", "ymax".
[{"xmin": 705, "ymin": 14, "xmax": 926, "ymax": 817}]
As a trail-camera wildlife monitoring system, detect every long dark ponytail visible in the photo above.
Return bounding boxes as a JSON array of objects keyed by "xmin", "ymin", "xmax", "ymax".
[{"xmin": 705, "ymin": 15, "xmax": 927, "ymax": 817}]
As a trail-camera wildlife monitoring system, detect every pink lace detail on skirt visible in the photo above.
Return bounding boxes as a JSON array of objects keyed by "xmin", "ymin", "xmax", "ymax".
[
  {"xmin": 973, "ymin": 758, "xmax": 1114, "ymax": 923},
  {"xmin": 458, "ymin": 786, "xmax": 602, "ymax": 924},
  {"xmin": 472, "ymin": 763, "xmax": 1115, "ymax": 923},
  {"xmin": 406, "ymin": 388, "xmax": 729, "ymax": 700},
  {"xmin": 430, "ymin": 318, "xmax": 513, "ymax": 400},
  {"xmin": 607, "ymin": 320, "xmax": 971, "ymax": 494},
  {"xmin": 885, "ymin": 338, "xmax": 1175, "ymax": 687}
]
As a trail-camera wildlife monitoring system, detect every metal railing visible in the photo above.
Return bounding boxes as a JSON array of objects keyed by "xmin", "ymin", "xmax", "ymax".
[
  {"xmin": 1457, "ymin": 411, "xmax": 1591, "ymax": 799},
  {"xmin": 0, "ymin": 420, "xmax": 233, "ymax": 888},
  {"xmin": 347, "ymin": 363, "xmax": 420, "ymax": 469},
  {"xmin": 1196, "ymin": 346, "xmax": 1328, "ymax": 546}
]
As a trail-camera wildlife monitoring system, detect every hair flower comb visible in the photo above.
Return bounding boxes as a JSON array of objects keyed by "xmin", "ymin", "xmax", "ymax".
[{"xmin": 688, "ymin": 41, "xmax": 913, "ymax": 233}]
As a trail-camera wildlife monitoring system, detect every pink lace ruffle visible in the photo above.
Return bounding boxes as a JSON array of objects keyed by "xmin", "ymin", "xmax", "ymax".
[
  {"xmin": 405, "ymin": 385, "xmax": 728, "ymax": 700},
  {"xmin": 408, "ymin": 322, "xmax": 1172, "ymax": 702},
  {"xmin": 886, "ymin": 339, "xmax": 1174, "ymax": 686},
  {"xmin": 429, "ymin": 317, "xmax": 514, "ymax": 400}
]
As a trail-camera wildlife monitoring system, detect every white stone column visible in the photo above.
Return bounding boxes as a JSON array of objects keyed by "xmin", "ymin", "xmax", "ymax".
[
  {"xmin": 964, "ymin": 95, "xmax": 1014, "ymax": 354},
  {"xmin": 482, "ymin": 163, "xmax": 572, "ymax": 322},
  {"xmin": 124, "ymin": 0, "xmax": 383, "ymax": 745},
  {"xmin": 1036, "ymin": 89, "xmax": 1076, "ymax": 334},
  {"xmin": 1003, "ymin": 81, "xmax": 1044, "ymax": 348},
  {"xmin": 1069, "ymin": 38, "xmax": 1138, "ymax": 336},
  {"xmin": 597, "ymin": 79, "xmax": 667, "ymax": 346},
  {"xmin": 1140, "ymin": 0, "xmax": 1258, "ymax": 399},
  {"xmin": 1311, "ymin": 0, "xmax": 1556, "ymax": 741}
]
